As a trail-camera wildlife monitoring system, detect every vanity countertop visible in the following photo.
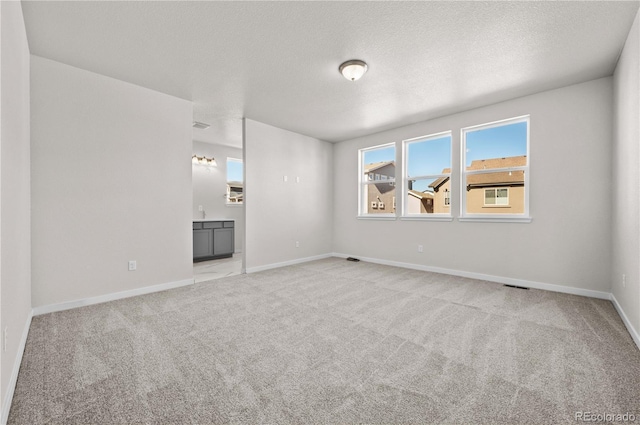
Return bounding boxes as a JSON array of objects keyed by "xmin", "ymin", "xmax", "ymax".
[{"xmin": 193, "ymin": 219, "xmax": 235, "ymax": 222}]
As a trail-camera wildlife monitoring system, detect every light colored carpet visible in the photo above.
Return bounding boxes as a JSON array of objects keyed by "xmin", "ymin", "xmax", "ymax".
[{"xmin": 8, "ymin": 257, "xmax": 640, "ymax": 424}]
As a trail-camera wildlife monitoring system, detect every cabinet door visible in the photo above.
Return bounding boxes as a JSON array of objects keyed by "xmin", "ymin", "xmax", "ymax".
[
  {"xmin": 213, "ymin": 228, "xmax": 234, "ymax": 256},
  {"xmin": 193, "ymin": 229, "xmax": 214, "ymax": 258}
]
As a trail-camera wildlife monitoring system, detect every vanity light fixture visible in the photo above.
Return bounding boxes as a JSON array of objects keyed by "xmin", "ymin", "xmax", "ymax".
[
  {"xmin": 192, "ymin": 155, "xmax": 217, "ymax": 167},
  {"xmin": 339, "ymin": 59, "xmax": 368, "ymax": 81}
]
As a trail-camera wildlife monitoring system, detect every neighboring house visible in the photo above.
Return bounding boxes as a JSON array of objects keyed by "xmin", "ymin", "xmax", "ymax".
[
  {"xmin": 428, "ymin": 167, "xmax": 452, "ymax": 214},
  {"xmin": 466, "ymin": 156, "xmax": 525, "ymax": 214},
  {"xmin": 407, "ymin": 190, "xmax": 434, "ymax": 214},
  {"xmin": 429, "ymin": 156, "xmax": 525, "ymax": 213},
  {"xmin": 227, "ymin": 181, "xmax": 243, "ymax": 203},
  {"xmin": 365, "ymin": 156, "xmax": 524, "ymax": 214},
  {"xmin": 364, "ymin": 161, "xmax": 396, "ymax": 213}
]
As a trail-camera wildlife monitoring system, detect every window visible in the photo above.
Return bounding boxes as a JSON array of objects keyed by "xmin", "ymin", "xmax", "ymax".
[
  {"xmin": 402, "ymin": 132, "xmax": 452, "ymax": 217},
  {"xmin": 359, "ymin": 144, "xmax": 396, "ymax": 217},
  {"xmin": 461, "ymin": 116, "xmax": 529, "ymax": 220},
  {"xmin": 226, "ymin": 158, "xmax": 243, "ymax": 205},
  {"xmin": 484, "ymin": 188, "xmax": 508, "ymax": 206}
]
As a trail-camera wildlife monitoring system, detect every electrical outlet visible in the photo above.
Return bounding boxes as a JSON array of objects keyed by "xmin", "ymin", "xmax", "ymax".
[
  {"xmin": 296, "ymin": 176, "xmax": 300, "ymax": 183},
  {"xmin": 283, "ymin": 175, "xmax": 288, "ymax": 182},
  {"xmin": 622, "ymin": 274, "xmax": 626, "ymax": 288},
  {"xmin": 295, "ymin": 241, "xmax": 300, "ymax": 248},
  {"xmin": 128, "ymin": 260, "xmax": 137, "ymax": 271},
  {"xmin": 418, "ymin": 245, "xmax": 424, "ymax": 253},
  {"xmin": 198, "ymin": 205, "xmax": 203, "ymax": 212},
  {"xmin": 3, "ymin": 327, "xmax": 7, "ymax": 352}
]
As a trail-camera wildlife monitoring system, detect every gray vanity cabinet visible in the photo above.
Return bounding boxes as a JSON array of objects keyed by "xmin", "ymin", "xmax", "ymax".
[
  {"xmin": 193, "ymin": 228, "xmax": 214, "ymax": 258},
  {"xmin": 193, "ymin": 220, "xmax": 234, "ymax": 262}
]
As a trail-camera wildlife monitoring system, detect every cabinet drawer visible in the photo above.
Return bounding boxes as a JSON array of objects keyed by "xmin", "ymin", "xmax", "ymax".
[
  {"xmin": 203, "ymin": 221, "xmax": 223, "ymax": 229},
  {"xmin": 223, "ymin": 221, "xmax": 234, "ymax": 228},
  {"xmin": 192, "ymin": 222, "xmax": 202, "ymax": 230}
]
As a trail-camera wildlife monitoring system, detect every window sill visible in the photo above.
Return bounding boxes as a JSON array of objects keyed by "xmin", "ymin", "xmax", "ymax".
[
  {"xmin": 357, "ymin": 215, "xmax": 397, "ymax": 221},
  {"xmin": 458, "ymin": 216, "xmax": 532, "ymax": 223},
  {"xmin": 400, "ymin": 216, "xmax": 453, "ymax": 222},
  {"xmin": 225, "ymin": 203, "xmax": 244, "ymax": 207}
]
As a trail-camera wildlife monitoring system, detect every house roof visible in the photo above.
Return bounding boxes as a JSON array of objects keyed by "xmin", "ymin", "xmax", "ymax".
[
  {"xmin": 422, "ymin": 158, "xmax": 525, "ymax": 190},
  {"xmin": 466, "ymin": 156, "xmax": 526, "ymax": 187},
  {"xmin": 429, "ymin": 175, "xmax": 450, "ymax": 191},
  {"xmin": 408, "ymin": 190, "xmax": 434, "ymax": 200},
  {"xmin": 467, "ymin": 171, "xmax": 525, "ymax": 187},
  {"xmin": 467, "ymin": 155, "xmax": 526, "ymax": 170},
  {"xmin": 227, "ymin": 181, "xmax": 243, "ymax": 188},
  {"xmin": 364, "ymin": 161, "xmax": 395, "ymax": 174}
]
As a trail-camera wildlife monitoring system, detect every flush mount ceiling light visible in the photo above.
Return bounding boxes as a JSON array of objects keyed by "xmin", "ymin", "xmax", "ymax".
[{"xmin": 339, "ymin": 60, "xmax": 368, "ymax": 81}]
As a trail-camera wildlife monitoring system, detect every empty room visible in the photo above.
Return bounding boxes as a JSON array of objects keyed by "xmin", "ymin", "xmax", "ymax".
[{"xmin": 1, "ymin": 1, "xmax": 640, "ymax": 424}]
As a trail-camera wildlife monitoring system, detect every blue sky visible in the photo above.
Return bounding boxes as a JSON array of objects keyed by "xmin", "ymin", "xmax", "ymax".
[
  {"xmin": 363, "ymin": 145, "xmax": 395, "ymax": 165},
  {"xmin": 465, "ymin": 121, "xmax": 527, "ymax": 167},
  {"xmin": 407, "ymin": 135, "xmax": 451, "ymax": 191},
  {"xmin": 363, "ymin": 121, "xmax": 527, "ymax": 192},
  {"xmin": 227, "ymin": 159, "xmax": 243, "ymax": 182},
  {"xmin": 407, "ymin": 135, "xmax": 451, "ymax": 177}
]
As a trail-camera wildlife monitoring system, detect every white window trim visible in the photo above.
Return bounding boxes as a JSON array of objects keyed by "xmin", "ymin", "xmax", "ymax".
[
  {"xmin": 460, "ymin": 115, "xmax": 530, "ymax": 222},
  {"xmin": 358, "ymin": 143, "xmax": 397, "ymax": 219},
  {"xmin": 400, "ymin": 216, "xmax": 454, "ymax": 222},
  {"xmin": 401, "ymin": 130, "xmax": 452, "ymax": 220},
  {"xmin": 357, "ymin": 215, "xmax": 397, "ymax": 221},
  {"xmin": 226, "ymin": 157, "xmax": 244, "ymax": 206},
  {"xmin": 458, "ymin": 216, "xmax": 532, "ymax": 223}
]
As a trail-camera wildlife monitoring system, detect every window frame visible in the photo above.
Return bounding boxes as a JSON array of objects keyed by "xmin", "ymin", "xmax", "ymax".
[
  {"xmin": 358, "ymin": 143, "xmax": 397, "ymax": 219},
  {"xmin": 226, "ymin": 157, "xmax": 244, "ymax": 206},
  {"xmin": 401, "ymin": 131, "xmax": 453, "ymax": 221},
  {"xmin": 460, "ymin": 115, "xmax": 531, "ymax": 223}
]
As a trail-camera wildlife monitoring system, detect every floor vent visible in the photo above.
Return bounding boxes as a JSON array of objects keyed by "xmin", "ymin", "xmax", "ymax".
[{"xmin": 503, "ymin": 284, "xmax": 529, "ymax": 290}]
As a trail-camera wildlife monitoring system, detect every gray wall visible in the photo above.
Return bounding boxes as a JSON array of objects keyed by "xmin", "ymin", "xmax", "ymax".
[
  {"xmin": 244, "ymin": 119, "xmax": 333, "ymax": 271},
  {"xmin": 31, "ymin": 56, "xmax": 193, "ymax": 308},
  {"xmin": 0, "ymin": 1, "xmax": 32, "ymax": 414},
  {"xmin": 333, "ymin": 78, "xmax": 613, "ymax": 293},
  {"xmin": 612, "ymin": 10, "xmax": 640, "ymax": 335},
  {"xmin": 192, "ymin": 141, "xmax": 244, "ymax": 253}
]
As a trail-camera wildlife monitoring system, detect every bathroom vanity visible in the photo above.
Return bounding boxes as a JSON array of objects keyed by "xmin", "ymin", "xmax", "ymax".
[{"xmin": 192, "ymin": 220, "xmax": 234, "ymax": 262}]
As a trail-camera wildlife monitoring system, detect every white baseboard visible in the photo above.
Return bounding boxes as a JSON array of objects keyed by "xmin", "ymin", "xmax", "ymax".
[
  {"xmin": 32, "ymin": 278, "xmax": 194, "ymax": 316},
  {"xmin": 245, "ymin": 253, "xmax": 333, "ymax": 274},
  {"xmin": 331, "ymin": 252, "xmax": 611, "ymax": 300},
  {"xmin": 1, "ymin": 309, "xmax": 33, "ymax": 425},
  {"xmin": 610, "ymin": 293, "xmax": 640, "ymax": 350}
]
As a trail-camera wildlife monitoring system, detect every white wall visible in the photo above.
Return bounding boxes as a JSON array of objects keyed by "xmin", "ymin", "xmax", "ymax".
[
  {"xmin": 244, "ymin": 119, "xmax": 333, "ymax": 271},
  {"xmin": 31, "ymin": 56, "xmax": 193, "ymax": 308},
  {"xmin": 612, "ymin": 10, "xmax": 640, "ymax": 336},
  {"xmin": 0, "ymin": 1, "xmax": 31, "ymax": 420},
  {"xmin": 334, "ymin": 78, "xmax": 613, "ymax": 294},
  {"xmin": 192, "ymin": 141, "xmax": 244, "ymax": 252}
]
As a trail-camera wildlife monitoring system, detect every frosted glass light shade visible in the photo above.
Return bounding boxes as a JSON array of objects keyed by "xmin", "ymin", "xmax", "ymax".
[{"xmin": 339, "ymin": 60, "xmax": 368, "ymax": 81}]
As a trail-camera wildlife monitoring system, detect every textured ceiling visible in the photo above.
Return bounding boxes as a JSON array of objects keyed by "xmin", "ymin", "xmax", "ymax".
[{"xmin": 22, "ymin": 1, "xmax": 640, "ymax": 146}]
